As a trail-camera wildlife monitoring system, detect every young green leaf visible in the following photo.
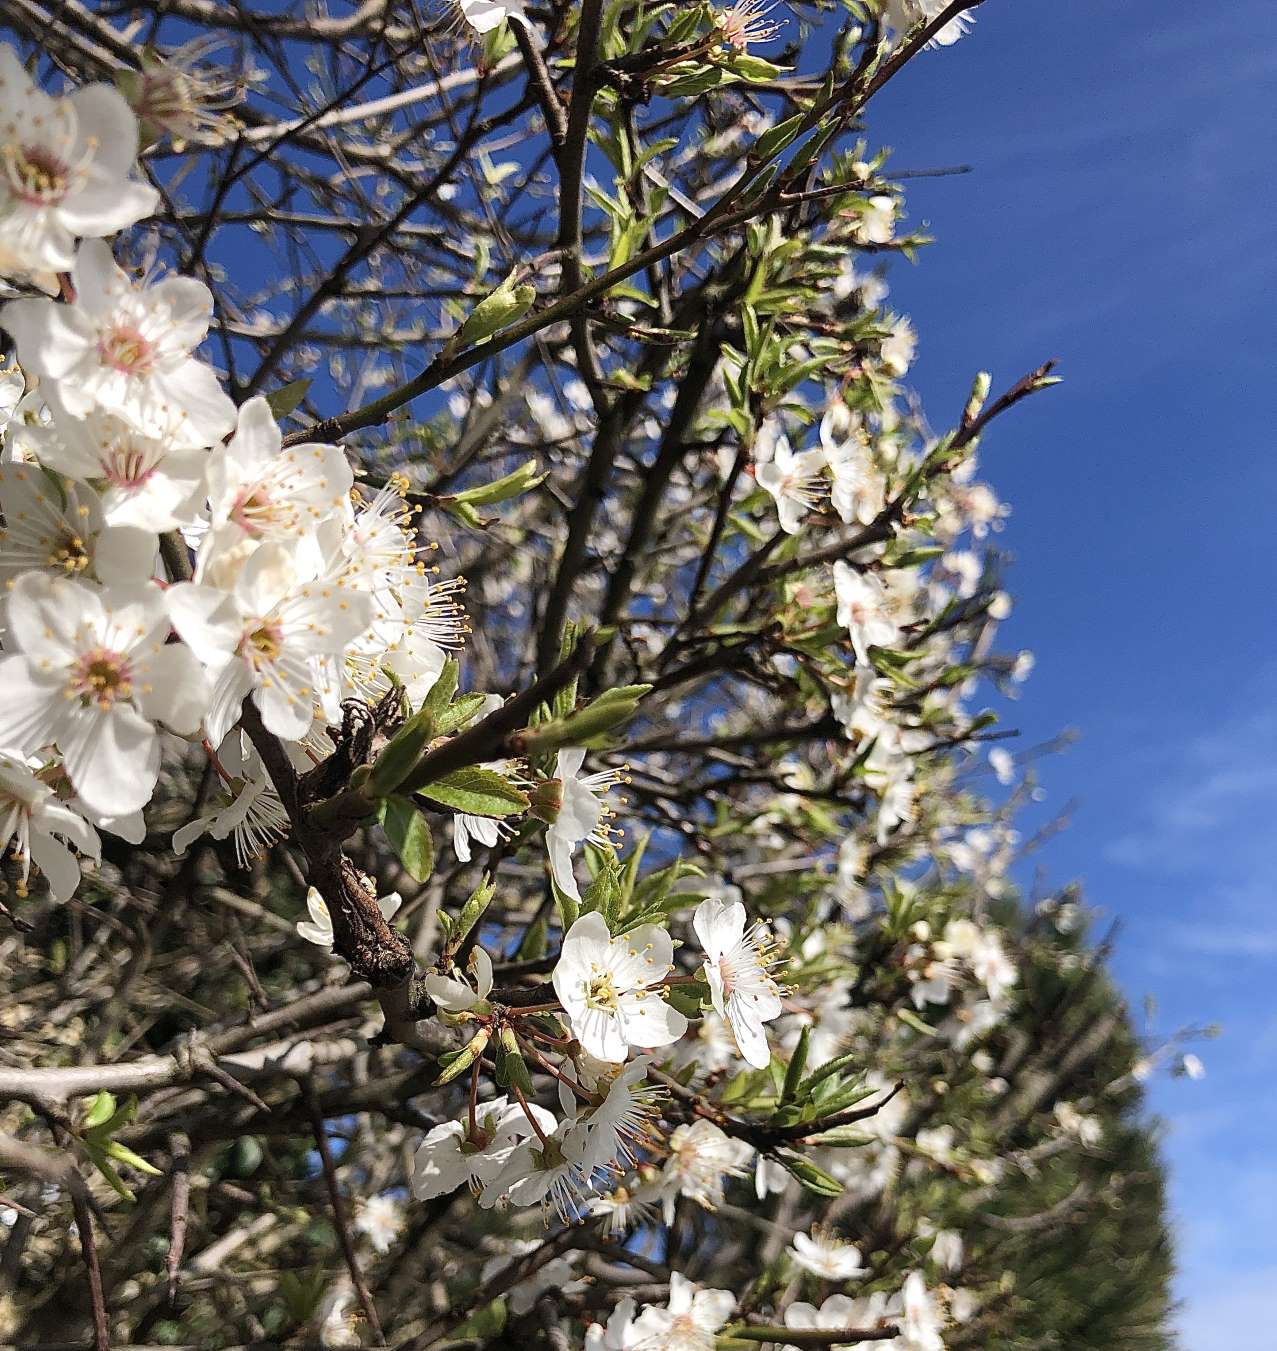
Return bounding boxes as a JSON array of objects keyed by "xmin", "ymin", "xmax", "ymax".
[{"xmin": 379, "ymin": 796, "xmax": 435, "ymax": 882}]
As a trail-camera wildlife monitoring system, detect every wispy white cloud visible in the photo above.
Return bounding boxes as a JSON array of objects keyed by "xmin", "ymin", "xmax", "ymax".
[
  {"xmin": 1165, "ymin": 922, "xmax": 1277, "ymax": 959},
  {"xmin": 1104, "ymin": 709, "xmax": 1277, "ymax": 874}
]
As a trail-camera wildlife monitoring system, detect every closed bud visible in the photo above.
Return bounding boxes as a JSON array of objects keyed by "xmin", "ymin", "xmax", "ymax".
[
  {"xmin": 434, "ymin": 1026, "xmax": 493, "ymax": 1085},
  {"xmin": 964, "ymin": 369, "xmax": 992, "ymax": 424}
]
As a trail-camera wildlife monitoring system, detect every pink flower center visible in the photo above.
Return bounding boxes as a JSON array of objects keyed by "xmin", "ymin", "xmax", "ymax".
[
  {"xmin": 98, "ymin": 326, "xmax": 154, "ymax": 377},
  {"xmin": 230, "ymin": 485, "xmax": 286, "ymax": 536},
  {"xmin": 6, "ymin": 144, "xmax": 71, "ymax": 206},
  {"xmin": 102, "ymin": 438, "xmax": 155, "ymax": 489}
]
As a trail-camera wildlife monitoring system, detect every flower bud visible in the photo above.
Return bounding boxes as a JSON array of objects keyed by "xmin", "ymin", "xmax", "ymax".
[{"xmin": 433, "ymin": 1026, "xmax": 492, "ymax": 1085}]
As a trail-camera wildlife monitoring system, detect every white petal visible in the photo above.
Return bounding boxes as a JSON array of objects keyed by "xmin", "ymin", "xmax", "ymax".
[
  {"xmin": 58, "ymin": 702, "xmax": 159, "ymax": 816},
  {"xmin": 93, "ymin": 526, "xmax": 158, "ymax": 587},
  {"xmin": 0, "ymin": 657, "xmax": 61, "ymax": 754},
  {"xmin": 152, "ymin": 359, "xmax": 237, "ymax": 444},
  {"xmin": 167, "ymin": 582, "xmax": 241, "ymax": 667},
  {"xmin": 547, "ymin": 827, "xmax": 581, "ymax": 901},
  {"xmin": 203, "ymin": 660, "xmax": 254, "ymax": 747},
  {"xmin": 135, "ymin": 642, "xmax": 208, "ymax": 736},
  {"xmin": 0, "ymin": 297, "xmax": 92, "ymax": 380},
  {"xmin": 68, "ymin": 84, "xmax": 140, "ymax": 179},
  {"xmin": 153, "ymin": 275, "xmax": 216, "ymax": 351},
  {"xmin": 617, "ymin": 993, "xmax": 688, "ymax": 1050},
  {"xmin": 28, "ymin": 830, "xmax": 83, "ymax": 902}
]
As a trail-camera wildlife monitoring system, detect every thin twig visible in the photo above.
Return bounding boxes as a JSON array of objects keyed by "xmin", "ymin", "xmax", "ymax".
[{"xmin": 303, "ymin": 1078, "xmax": 385, "ymax": 1346}]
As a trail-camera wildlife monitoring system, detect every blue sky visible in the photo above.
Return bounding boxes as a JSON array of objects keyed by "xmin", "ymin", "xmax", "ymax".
[{"xmin": 864, "ymin": 2, "xmax": 1277, "ymax": 1344}]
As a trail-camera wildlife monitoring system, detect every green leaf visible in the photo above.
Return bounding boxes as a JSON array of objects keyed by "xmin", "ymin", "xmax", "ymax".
[
  {"xmin": 809, "ymin": 1080, "xmax": 876, "ymax": 1119},
  {"xmin": 776, "ymin": 1150, "xmax": 844, "ymax": 1197},
  {"xmin": 496, "ymin": 1028, "xmax": 534, "ymax": 1096},
  {"xmin": 663, "ymin": 981, "xmax": 708, "ymax": 1019},
  {"xmin": 517, "ymin": 915, "xmax": 548, "ymax": 960},
  {"xmin": 230, "ymin": 1135, "xmax": 263, "ymax": 1177},
  {"xmin": 810, "ymin": 1126, "xmax": 875, "ymax": 1148},
  {"xmin": 552, "ymin": 875, "xmax": 579, "ymax": 933},
  {"xmin": 450, "ymin": 458, "xmax": 546, "ymax": 508},
  {"xmin": 897, "ymin": 1008, "xmax": 939, "ymax": 1037},
  {"xmin": 367, "ymin": 706, "xmax": 436, "ymax": 797},
  {"xmin": 279, "ymin": 1266, "xmax": 329, "ymax": 1322},
  {"xmin": 435, "ymin": 1027, "xmax": 492, "ymax": 1085},
  {"xmin": 726, "ymin": 53, "xmax": 787, "ymax": 81},
  {"xmin": 423, "ymin": 658, "xmax": 460, "ymax": 717},
  {"xmin": 780, "ymin": 1026, "xmax": 810, "ymax": 1106},
  {"xmin": 379, "ymin": 796, "xmax": 435, "ymax": 882},
  {"xmin": 415, "ymin": 766, "xmax": 529, "ymax": 818},
  {"xmin": 102, "ymin": 1139, "xmax": 163, "ymax": 1177},
  {"xmin": 581, "ymin": 848, "xmax": 623, "ymax": 924},
  {"xmin": 452, "ymin": 1298, "xmax": 507, "ymax": 1342},
  {"xmin": 799, "ymin": 1053, "xmax": 862, "ymax": 1097},
  {"xmin": 752, "ymin": 113, "xmax": 806, "ymax": 164},
  {"xmin": 84, "ymin": 1142, "xmax": 136, "ymax": 1202},
  {"xmin": 455, "ymin": 271, "xmax": 536, "ymax": 349},
  {"xmin": 451, "ymin": 873, "xmax": 497, "ymax": 949},
  {"xmin": 519, "ymin": 683, "xmax": 651, "ymax": 754},
  {"xmin": 660, "ymin": 65, "xmax": 728, "ymax": 97},
  {"xmin": 82, "ymin": 1091, "xmax": 117, "ymax": 1131},
  {"xmin": 264, "ymin": 378, "xmax": 311, "ymax": 419},
  {"xmin": 435, "ymin": 691, "xmax": 491, "ymax": 737}
]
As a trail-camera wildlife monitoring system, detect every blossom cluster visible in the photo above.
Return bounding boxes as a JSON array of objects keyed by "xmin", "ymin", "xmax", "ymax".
[
  {"xmin": 0, "ymin": 41, "xmax": 799, "ymax": 1234},
  {"xmin": 0, "ymin": 17, "xmax": 1073, "ymax": 1351},
  {"xmin": 0, "ymin": 49, "xmax": 467, "ymax": 900}
]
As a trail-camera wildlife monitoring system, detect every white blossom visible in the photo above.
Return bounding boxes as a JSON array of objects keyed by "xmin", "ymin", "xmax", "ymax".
[
  {"xmin": 880, "ymin": 316, "xmax": 917, "ymax": 377},
  {"xmin": 783, "ymin": 1294, "xmax": 870, "ymax": 1351},
  {"xmin": 883, "ymin": 0, "xmax": 975, "ymax": 48},
  {"xmin": 552, "ymin": 912, "xmax": 687, "ymax": 1061},
  {"xmin": 545, "ymin": 748, "xmax": 624, "ymax": 902},
  {"xmin": 480, "ymin": 1242, "xmax": 586, "ymax": 1316},
  {"xmin": 659, "ymin": 1118, "xmax": 751, "ymax": 1221},
  {"xmin": 354, "ymin": 1194, "xmax": 402, "ymax": 1255},
  {"xmin": 789, "ymin": 1229, "xmax": 866, "ymax": 1280},
  {"xmin": 1, "ymin": 239, "xmax": 236, "ymax": 444},
  {"xmin": 0, "ymin": 572, "xmax": 206, "ymax": 815},
  {"xmin": 0, "ymin": 463, "xmax": 157, "ymax": 592},
  {"xmin": 412, "ymin": 1097, "xmax": 550, "ymax": 1201},
  {"xmin": 30, "ymin": 395, "xmax": 208, "ymax": 532},
  {"xmin": 168, "ymin": 538, "xmax": 374, "ymax": 744},
  {"xmin": 692, "ymin": 895, "xmax": 783, "ymax": 1069},
  {"xmin": 296, "ymin": 885, "xmax": 401, "ymax": 952},
  {"xmin": 896, "ymin": 1272, "xmax": 945, "ymax": 1351},
  {"xmin": 629, "ymin": 1272, "xmax": 735, "ymax": 1351},
  {"xmin": 171, "ymin": 732, "xmax": 289, "ymax": 866},
  {"xmin": 455, "ymin": 0, "xmax": 528, "ymax": 34},
  {"xmin": 586, "ymin": 1297, "xmax": 639, "ymax": 1351},
  {"xmin": 0, "ymin": 46, "xmax": 157, "ymax": 285},
  {"xmin": 756, "ymin": 434, "xmax": 826, "ymax": 534},
  {"xmin": 834, "ymin": 562, "xmax": 901, "ymax": 664},
  {"xmin": 566, "ymin": 1054, "xmax": 663, "ymax": 1173},
  {"xmin": 423, "ymin": 945, "xmax": 494, "ymax": 1013},
  {"xmin": 201, "ymin": 396, "xmax": 353, "ymax": 569},
  {"xmin": 0, "ymin": 750, "xmax": 99, "ymax": 901},
  {"xmin": 855, "ymin": 194, "xmax": 896, "ymax": 245},
  {"xmin": 484, "ymin": 1116, "xmax": 594, "ymax": 1220}
]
